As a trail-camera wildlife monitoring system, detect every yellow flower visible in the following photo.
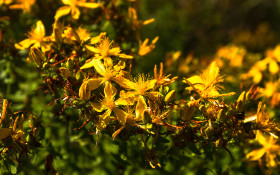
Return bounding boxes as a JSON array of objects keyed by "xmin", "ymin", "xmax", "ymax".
[
  {"xmin": 246, "ymin": 132, "xmax": 280, "ymax": 168},
  {"xmin": 265, "ymin": 45, "xmax": 280, "ymax": 74},
  {"xmin": 138, "ymin": 37, "xmax": 159, "ymax": 56},
  {"xmin": 118, "ymin": 74, "xmax": 158, "ymax": 120},
  {"xmin": 82, "ymin": 36, "xmax": 133, "ymax": 67},
  {"xmin": 90, "ymin": 82, "xmax": 133, "ymax": 131},
  {"xmin": 79, "ymin": 59, "xmax": 127, "ymax": 100},
  {"xmin": 260, "ymin": 81, "xmax": 278, "ymax": 98},
  {"xmin": 183, "ymin": 61, "xmax": 235, "ymax": 99},
  {"xmin": 9, "ymin": 0, "xmax": 35, "ymax": 13},
  {"xmin": 216, "ymin": 45, "xmax": 246, "ymax": 67},
  {"xmin": 15, "ymin": 20, "xmax": 50, "ymax": 52},
  {"xmin": 54, "ymin": 0, "xmax": 100, "ymax": 22}
]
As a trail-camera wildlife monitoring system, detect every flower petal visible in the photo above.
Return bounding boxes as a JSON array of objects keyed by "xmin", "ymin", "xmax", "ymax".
[
  {"xmin": 15, "ymin": 39, "xmax": 36, "ymax": 50},
  {"xmin": 79, "ymin": 78, "xmax": 103, "ymax": 100},
  {"xmin": 77, "ymin": 2, "xmax": 100, "ymax": 8},
  {"xmin": 113, "ymin": 108, "xmax": 127, "ymax": 125},
  {"xmin": 104, "ymin": 82, "xmax": 117, "ymax": 99},
  {"xmin": 90, "ymin": 102, "xmax": 104, "ymax": 112},
  {"xmin": 246, "ymin": 148, "xmax": 266, "ymax": 161},
  {"xmin": 96, "ymin": 110, "xmax": 111, "ymax": 131},
  {"xmin": 54, "ymin": 6, "xmax": 71, "ymax": 21},
  {"xmin": 135, "ymin": 96, "xmax": 147, "ymax": 120}
]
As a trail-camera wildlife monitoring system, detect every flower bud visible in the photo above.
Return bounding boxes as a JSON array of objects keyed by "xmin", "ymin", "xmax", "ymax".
[
  {"xmin": 54, "ymin": 27, "xmax": 62, "ymax": 43},
  {"xmin": 164, "ymin": 90, "xmax": 176, "ymax": 103},
  {"xmin": 29, "ymin": 47, "xmax": 44, "ymax": 67}
]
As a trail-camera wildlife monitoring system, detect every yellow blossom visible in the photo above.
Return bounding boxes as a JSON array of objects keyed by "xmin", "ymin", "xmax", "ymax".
[
  {"xmin": 216, "ymin": 45, "xmax": 246, "ymax": 67},
  {"xmin": 9, "ymin": 0, "xmax": 35, "ymax": 13},
  {"xmin": 90, "ymin": 82, "xmax": 133, "ymax": 131},
  {"xmin": 54, "ymin": 0, "xmax": 100, "ymax": 22},
  {"xmin": 82, "ymin": 36, "xmax": 133, "ymax": 68},
  {"xmin": 118, "ymin": 74, "xmax": 159, "ymax": 120},
  {"xmin": 183, "ymin": 61, "xmax": 235, "ymax": 99},
  {"xmin": 15, "ymin": 20, "xmax": 50, "ymax": 52},
  {"xmin": 260, "ymin": 81, "xmax": 278, "ymax": 98},
  {"xmin": 79, "ymin": 60, "xmax": 127, "ymax": 100},
  {"xmin": 246, "ymin": 132, "xmax": 280, "ymax": 168}
]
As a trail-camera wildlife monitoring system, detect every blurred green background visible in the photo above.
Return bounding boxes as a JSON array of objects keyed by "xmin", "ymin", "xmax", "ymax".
[{"xmin": 1, "ymin": 0, "xmax": 280, "ymax": 174}]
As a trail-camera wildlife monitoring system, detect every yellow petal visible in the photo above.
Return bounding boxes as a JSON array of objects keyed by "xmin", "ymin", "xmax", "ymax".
[
  {"xmin": 0, "ymin": 99, "xmax": 8, "ymax": 125},
  {"xmin": 109, "ymin": 47, "xmax": 121, "ymax": 56},
  {"xmin": 88, "ymin": 78, "xmax": 103, "ymax": 91},
  {"xmin": 143, "ymin": 18, "xmax": 155, "ymax": 25},
  {"xmin": 269, "ymin": 60, "xmax": 279, "ymax": 74},
  {"xmin": 96, "ymin": 110, "xmax": 111, "ymax": 131},
  {"xmin": 92, "ymin": 59, "xmax": 106, "ymax": 76},
  {"xmin": 115, "ymin": 97, "xmax": 135, "ymax": 106},
  {"xmin": 85, "ymin": 45, "xmax": 100, "ymax": 54},
  {"xmin": 135, "ymin": 96, "xmax": 147, "ymax": 120},
  {"xmin": 0, "ymin": 128, "xmax": 12, "ymax": 140},
  {"xmin": 34, "ymin": 20, "xmax": 45, "ymax": 38},
  {"xmin": 119, "ymin": 90, "xmax": 138, "ymax": 98},
  {"xmin": 203, "ymin": 61, "xmax": 220, "ymax": 87},
  {"xmin": 54, "ymin": 6, "xmax": 71, "ymax": 21},
  {"xmin": 256, "ymin": 131, "xmax": 268, "ymax": 146},
  {"xmin": 90, "ymin": 102, "xmax": 104, "ymax": 112},
  {"xmin": 79, "ymin": 78, "xmax": 103, "ymax": 100},
  {"xmin": 77, "ymin": 2, "xmax": 100, "ymax": 8},
  {"xmin": 146, "ymin": 79, "xmax": 157, "ymax": 90},
  {"xmin": 112, "ymin": 125, "xmax": 125, "ymax": 140},
  {"xmin": 246, "ymin": 148, "xmax": 266, "ymax": 161},
  {"xmin": 15, "ymin": 39, "xmax": 35, "ymax": 50},
  {"xmin": 62, "ymin": 0, "xmax": 72, "ymax": 5},
  {"xmin": 113, "ymin": 77, "xmax": 135, "ymax": 89},
  {"xmin": 118, "ymin": 53, "xmax": 133, "ymax": 59},
  {"xmin": 80, "ymin": 59, "xmax": 95, "ymax": 69},
  {"xmin": 104, "ymin": 82, "xmax": 117, "ymax": 99},
  {"xmin": 185, "ymin": 75, "xmax": 203, "ymax": 85},
  {"xmin": 71, "ymin": 6, "xmax": 81, "ymax": 19},
  {"xmin": 113, "ymin": 108, "xmax": 127, "ymax": 125},
  {"xmin": 249, "ymin": 68, "xmax": 262, "ymax": 83}
]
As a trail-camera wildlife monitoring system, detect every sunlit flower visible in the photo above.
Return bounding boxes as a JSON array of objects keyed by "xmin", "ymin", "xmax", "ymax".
[
  {"xmin": 90, "ymin": 82, "xmax": 132, "ymax": 131},
  {"xmin": 247, "ymin": 132, "xmax": 280, "ymax": 168},
  {"xmin": 15, "ymin": 20, "xmax": 50, "ymax": 52},
  {"xmin": 184, "ymin": 61, "xmax": 235, "ymax": 99},
  {"xmin": 79, "ymin": 60, "xmax": 127, "ymax": 100},
  {"xmin": 216, "ymin": 45, "xmax": 246, "ymax": 67},
  {"xmin": 54, "ymin": 0, "xmax": 100, "ymax": 22},
  {"xmin": 119, "ymin": 74, "xmax": 158, "ymax": 120},
  {"xmin": 82, "ymin": 36, "xmax": 133, "ymax": 68}
]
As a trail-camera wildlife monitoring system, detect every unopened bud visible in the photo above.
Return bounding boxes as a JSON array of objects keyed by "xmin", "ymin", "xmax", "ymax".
[
  {"xmin": 29, "ymin": 47, "xmax": 44, "ymax": 67},
  {"xmin": 165, "ymin": 90, "xmax": 176, "ymax": 103},
  {"xmin": 59, "ymin": 67, "xmax": 71, "ymax": 78},
  {"xmin": 215, "ymin": 139, "xmax": 223, "ymax": 148},
  {"xmin": 143, "ymin": 109, "xmax": 152, "ymax": 124},
  {"xmin": 54, "ymin": 27, "xmax": 62, "ymax": 43}
]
